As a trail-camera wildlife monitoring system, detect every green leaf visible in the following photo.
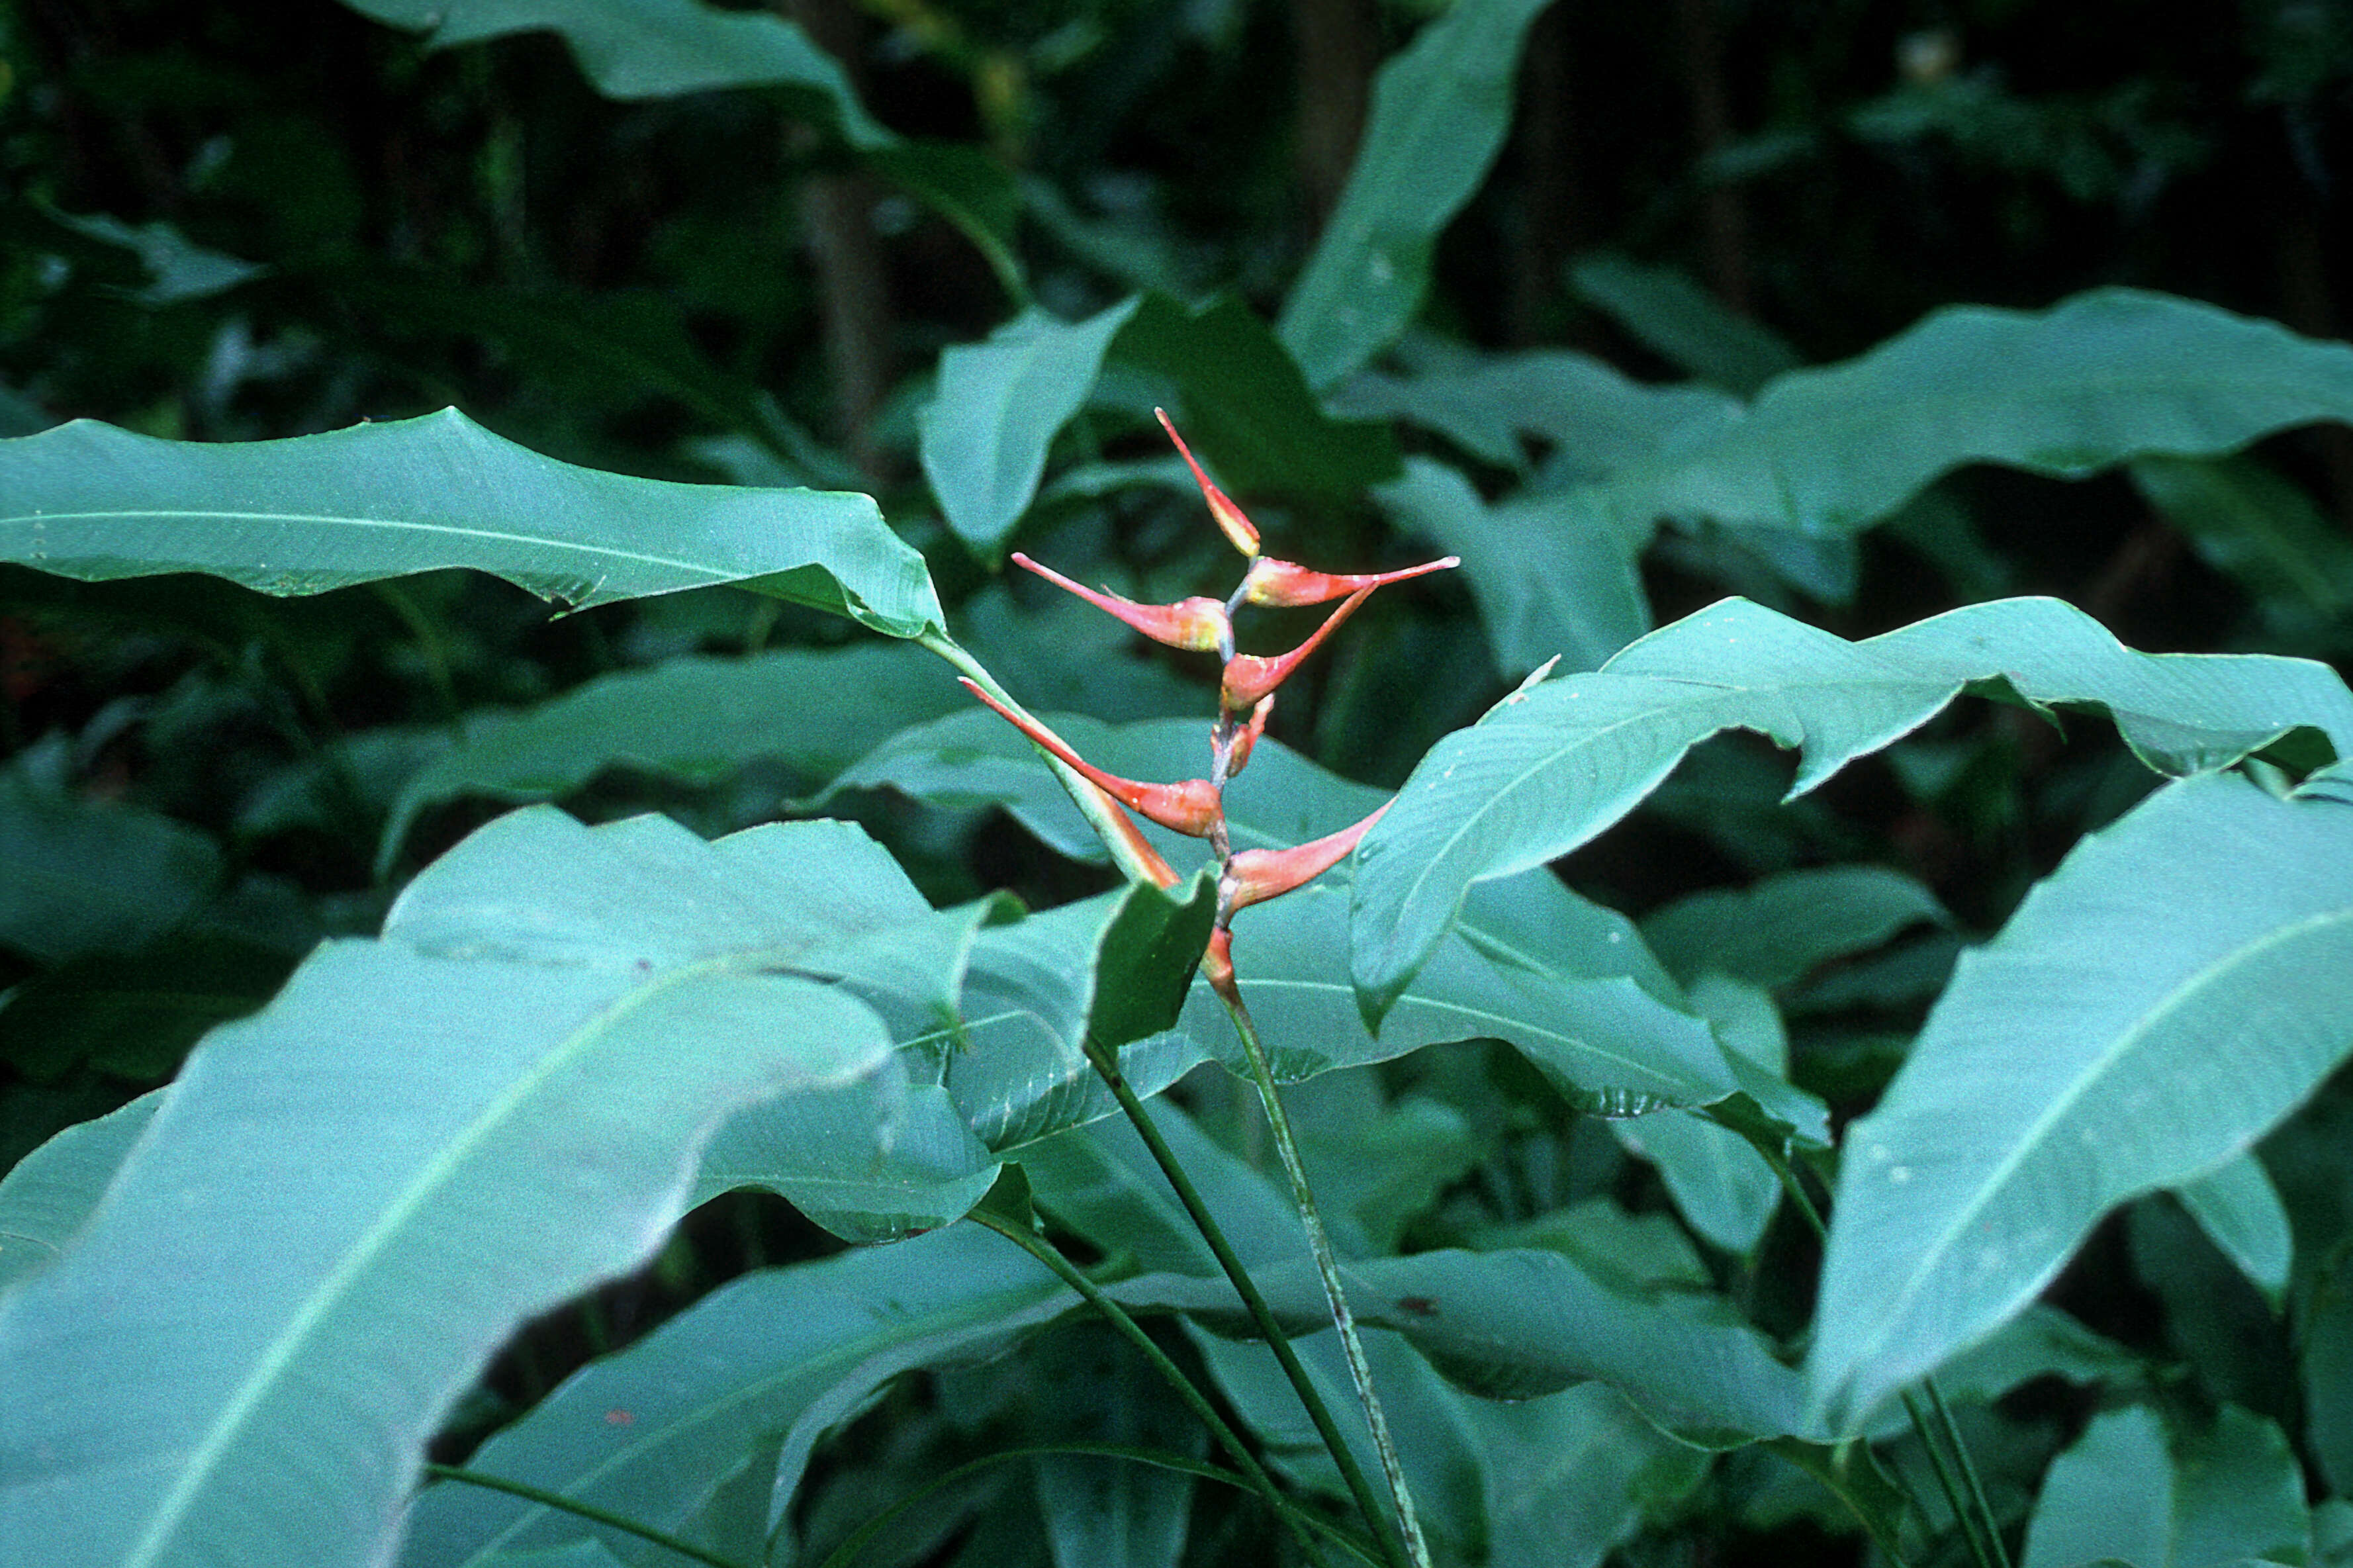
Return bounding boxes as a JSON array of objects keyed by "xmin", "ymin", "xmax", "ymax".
[
  {"xmin": 919, "ymin": 300, "xmax": 1142, "ymax": 552},
  {"xmin": 1610, "ymin": 289, "xmax": 2353, "ymax": 535},
  {"xmin": 1375, "ymin": 457, "xmax": 1650, "ymax": 675},
  {"xmin": 1024, "ymin": 1324, "xmax": 1201, "ymax": 1568},
  {"xmin": 2129, "ymin": 453, "xmax": 2353, "ymax": 632},
  {"xmin": 2304, "ymin": 1247, "xmax": 2353, "ymax": 1498},
  {"xmin": 1809, "ymin": 772, "xmax": 2353, "ymax": 1430},
  {"xmin": 0, "ymin": 409, "xmax": 942, "ymax": 634},
  {"xmin": 336, "ymin": 0, "xmax": 890, "ymax": 144},
  {"xmin": 1473, "ymin": 1383, "xmax": 1709, "ymax": 1568},
  {"xmin": 1566, "ymin": 253, "xmax": 1802, "ymax": 396},
  {"xmin": 1275, "ymin": 0, "xmax": 1556, "ymax": 389},
  {"xmin": 0, "ymin": 762, "xmax": 221, "ymax": 964},
  {"xmin": 396, "ymin": 1226, "xmax": 1069, "ymax": 1568},
  {"xmin": 0, "ymin": 809, "xmax": 949, "ymax": 1568},
  {"xmin": 2019, "ymin": 1405, "xmax": 2307, "ymax": 1568},
  {"xmin": 1109, "ymin": 294, "xmax": 1399, "ymax": 498},
  {"xmin": 1333, "ymin": 347, "xmax": 1741, "ymax": 474},
  {"xmin": 0, "ymin": 1089, "xmax": 160, "ymax": 1293},
  {"xmin": 2173, "ymin": 1153, "xmax": 2293, "ymax": 1307},
  {"xmin": 1610, "ymin": 974, "xmax": 1786, "ymax": 1254},
  {"xmin": 380, "ymin": 643, "xmax": 962, "ymax": 871},
  {"xmin": 1354, "ymin": 594, "xmax": 2353, "ymax": 1019},
  {"xmin": 0, "ymin": 933, "xmax": 295, "ymax": 1084},
  {"xmin": 1639, "ymin": 866, "xmax": 1950, "ymax": 990}
]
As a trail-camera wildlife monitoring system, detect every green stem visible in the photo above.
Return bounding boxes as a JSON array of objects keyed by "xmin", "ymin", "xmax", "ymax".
[
  {"xmin": 1928, "ymin": 1377, "xmax": 2011, "ymax": 1568},
  {"xmin": 815, "ymin": 1442, "xmax": 1381, "ymax": 1568},
  {"xmin": 1082, "ymin": 1038, "xmax": 1413, "ymax": 1568},
  {"xmin": 1218, "ymin": 988, "xmax": 1434, "ymax": 1568},
  {"xmin": 420, "ymin": 1464, "xmax": 751, "ymax": 1568},
  {"xmin": 965, "ymin": 1205, "xmax": 1332, "ymax": 1567}
]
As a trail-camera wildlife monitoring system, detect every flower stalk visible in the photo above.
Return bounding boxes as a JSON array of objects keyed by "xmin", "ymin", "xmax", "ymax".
[{"xmin": 960, "ymin": 410, "xmax": 1458, "ymax": 1568}]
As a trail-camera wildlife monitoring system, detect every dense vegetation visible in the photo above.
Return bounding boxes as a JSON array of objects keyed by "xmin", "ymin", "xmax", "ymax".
[{"xmin": 9, "ymin": 3, "xmax": 2353, "ymax": 1566}]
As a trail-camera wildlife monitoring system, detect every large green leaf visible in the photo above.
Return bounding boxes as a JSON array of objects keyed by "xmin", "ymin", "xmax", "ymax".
[
  {"xmin": 1808, "ymin": 771, "xmax": 2353, "ymax": 1430},
  {"xmin": 1639, "ymin": 866, "xmax": 1950, "ymax": 990},
  {"xmin": 0, "ymin": 409, "xmax": 943, "ymax": 635},
  {"xmin": 1609, "ymin": 289, "xmax": 2353, "ymax": 535},
  {"xmin": 2129, "ymin": 453, "xmax": 2353, "ymax": 634},
  {"xmin": 380, "ymin": 643, "xmax": 963, "ymax": 870},
  {"xmin": 1109, "ymin": 294, "xmax": 1400, "ymax": 498},
  {"xmin": 1354, "ymin": 594, "xmax": 2353, "ymax": 1018},
  {"xmin": 395, "ymin": 1226, "xmax": 1069, "ymax": 1568},
  {"xmin": 1566, "ymin": 254, "xmax": 1802, "ymax": 396},
  {"xmin": 0, "ymin": 809, "xmax": 969, "ymax": 1568},
  {"xmin": 0, "ymin": 760, "xmax": 220, "ymax": 964},
  {"xmin": 1471, "ymin": 1383, "xmax": 1708, "ymax": 1568},
  {"xmin": 1275, "ymin": 0, "xmax": 1557, "ymax": 389},
  {"xmin": 336, "ymin": 0, "xmax": 888, "ymax": 143},
  {"xmin": 2018, "ymin": 1404, "xmax": 2307, "ymax": 1568},
  {"xmin": 919, "ymin": 300, "xmax": 1141, "ymax": 551},
  {"xmin": 0, "ymin": 1089, "xmax": 160, "ymax": 1293},
  {"xmin": 1375, "ymin": 457, "xmax": 1649, "ymax": 675}
]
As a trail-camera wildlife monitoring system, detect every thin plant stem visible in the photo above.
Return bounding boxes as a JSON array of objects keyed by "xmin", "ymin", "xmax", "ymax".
[
  {"xmin": 964, "ymin": 1205, "xmax": 1334, "ymax": 1568},
  {"xmin": 1927, "ymin": 1377, "xmax": 2012, "ymax": 1568},
  {"xmin": 814, "ymin": 1442, "xmax": 1383, "ymax": 1568},
  {"xmin": 1082, "ymin": 1038, "xmax": 1415, "ymax": 1568},
  {"xmin": 420, "ymin": 1464, "xmax": 751, "ymax": 1568},
  {"xmin": 1749, "ymin": 1134, "xmax": 2003, "ymax": 1568},
  {"xmin": 1219, "ymin": 988, "xmax": 1434, "ymax": 1568}
]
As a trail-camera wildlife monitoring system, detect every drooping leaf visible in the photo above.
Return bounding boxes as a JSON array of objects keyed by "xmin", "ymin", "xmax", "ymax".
[
  {"xmin": 1354, "ymin": 593, "xmax": 2353, "ymax": 1018},
  {"xmin": 1332, "ymin": 348, "xmax": 1741, "ymax": 474},
  {"xmin": 0, "ymin": 809, "xmax": 969, "ymax": 1568},
  {"xmin": 1109, "ymin": 293, "xmax": 1399, "ymax": 498},
  {"xmin": 1375, "ymin": 456, "xmax": 1649, "ymax": 675},
  {"xmin": 0, "ymin": 1089, "xmax": 160, "ymax": 1294},
  {"xmin": 336, "ymin": 0, "xmax": 890, "ymax": 144},
  {"xmin": 919, "ymin": 300, "xmax": 1142, "ymax": 551},
  {"xmin": 380, "ymin": 643, "xmax": 963, "ymax": 870},
  {"xmin": 2019, "ymin": 1404, "xmax": 2307, "ymax": 1568},
  {"xmin": 1472, "ymin": 1383, "xmax": 1710, "ymax": 1568},
  {"xmin": 1608, "ymin": 289, "xmax": 2353, "ymax": 535},
  {"xmin": 1639, "ymin": 865, "xmax": 1951, "ymax": 990},
  {"xmin": 1565, "ymin": 253, "xmax": 1802, "ymax": 396},
  {"xmin": 0, "ymin": 762, "xmax": 221, "ymax": 964},
  {"xmin": 2129, "ymin": 453, "xmax": 2353, "ymax": 633},
  {"xmin": 2173, "ymin": 1152, "xmax": 2294, "ymax": 1307},
  {"xmin": 1809, "ymin": 772, "xmax": 2353, "ymax": 1430},
  {"xmin": 0, "ymin": 410, "xmax": 943, "ymax": 635},
  {"xmin": 394, "ymin": 1226, "xmax": 1069, "ymax": 1568},
  {"xmin": 1275, "ymin": 0, "xmax": 1557, "ymax": 389},
  {"xmin": 1610, "ymin": 974, "xmax": 1786, "ymax": 1255}
]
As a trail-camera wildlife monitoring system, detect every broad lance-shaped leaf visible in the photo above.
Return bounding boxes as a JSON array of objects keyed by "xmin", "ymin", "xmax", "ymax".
[
  {"xmin": 379, "ymin": 643, "xmax": 963, "ymax": 872},
  {"xmin": 2018, "ymin": 1404, "xmax": 2307, "ymax": 1568},
  {"xmin": 1808, "ymin": 770, "xmax": 2353, "ymax": 1432},
  {"xmin": 395, "ymin": 1227, "xmax": 1068, "ymax": 1568},
  {"xmin": 919, "ymin": 299, "xmax": 1142, "ymax": 551},
  {"xmin": 0, "ymin": 408, "xmax": 943, "ymax": 636},
  {"xmin": 0, "ymin": 1089, "xmax": 162, "ymax": 1293},
  {"xmin": 1607, "ymin": 287, "xmax": 2353, "ymax": 535},
  {"xmin": 337, "ymin": 0, "xmax": 889, "ymax": 142},
  {"xmin": 0, "ymin": 808, "xmax": 1008, "ymax": 1568},
  {"xmin": 1275, "ymin": 0, "xmax": 1556, "ymax": 390},
  {"xmin": 1354, "ymin": 592, "xmax": 2353, "ymax": 1019}
]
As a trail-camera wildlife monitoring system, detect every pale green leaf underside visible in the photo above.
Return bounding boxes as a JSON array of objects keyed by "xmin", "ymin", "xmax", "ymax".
[
  {"xmin": 1809, "ymin": 772, "xmax": 2353, "ymax": 1430},
  {"xmin": 0, "ymin": 409, "xmax": 943, "ymax": 635},
  {"xmin": 1610, "ymin": 287, "xmax": 2353, "ymax": 535},
  {"xmin": 0, "ymin": 1089, "xmax": 162, "ymax": 1294},
  {"xmin": 1354, "ymin": 593, "xmax": 2353, "ymax": 1017}
]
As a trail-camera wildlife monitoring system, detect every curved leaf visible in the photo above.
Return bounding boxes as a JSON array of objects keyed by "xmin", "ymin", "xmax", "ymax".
[
  {"xmin": 2174, "ymin": 1153, "xmax": 2293, "ymax": 1307},
  {"xmin": 1611, "ymin": 289, "xmax": 2353, "ymax": 535},
  {"xmin": 0, "ymin": 809, "xmax": 956, "ymax": 1568},
  {"xmin": 1335, "ymin": 347, "xmax": 1741, "ymax": 473},
  {"xmin": 1275, "ymin": 0, "xmax": 1556, "ymax": 389},
  {"xmin": 1639, "ymin": 865, "xmax": 1950, "ymax": 990},
  {"xmin": 1808, "ymin": 772, "xmax": 2353, "ymax": 1430},
  {"xmin": 338, "ymin": 0, "xmax": 888, "ymax": 143},
  {"xmin": 1354, "ymin": 594, "xmax": 2353, "ymax": 1018},
  {"xmin": 381, "ymin": 643, "xmax": 962, "ymax": 870},
  {"xmin": 2019, "ymin": 1405, "xmax": 2307, "ymax": 1568},
  {"xmin": 0, "ymin": 409, "xmax": 943, "ymax": 635},
  {"xmin": 919, "ymin": 300, "xmax": 1141, "ymax": 551},
  {"xmin": 0, "ymin": 1089, "xmax": 160, "ymax": 1294},
  {"xmin": 1566, "ymin": 253, "xmax": 1802, "ymax": 396},
  {"xmin": 395, "ymin": 1226, "xmax": 1066, "ymax": 1568}
]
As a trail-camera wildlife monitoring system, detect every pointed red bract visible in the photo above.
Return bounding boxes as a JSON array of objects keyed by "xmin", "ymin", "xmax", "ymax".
[
  {"xmin": 1011, "ymin": 553, "xmax": 1231, "ymax": 654},
  {"xmin": 1223, "ymin": 798, "xmax": 1394, "ymax": 915},
  {"xmin": 1224, "ymin": 696, "xmax": 1273, "ymax": 779},
  {"xmin": 1201, "ymin": 925, "xmax": 1240, "ymax": 1002},
  {"xmin": 959, "ymin": 678, "xmax": 1223, "ymax": 837},
  {"xmin": 1220, "ymin": 586, "xmax": 1374, "ymax": 712},
  {"xmin": 1156, "ymin": 408, "xmax": 1260, "ymax": 558},
  {"xmin": 1097, "ymin": 791, "xmax": 1182, "ymax": 890},
  {"xmin": 1240, "ymin": 554, "xmax": 1459, "ymax": 608}
]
